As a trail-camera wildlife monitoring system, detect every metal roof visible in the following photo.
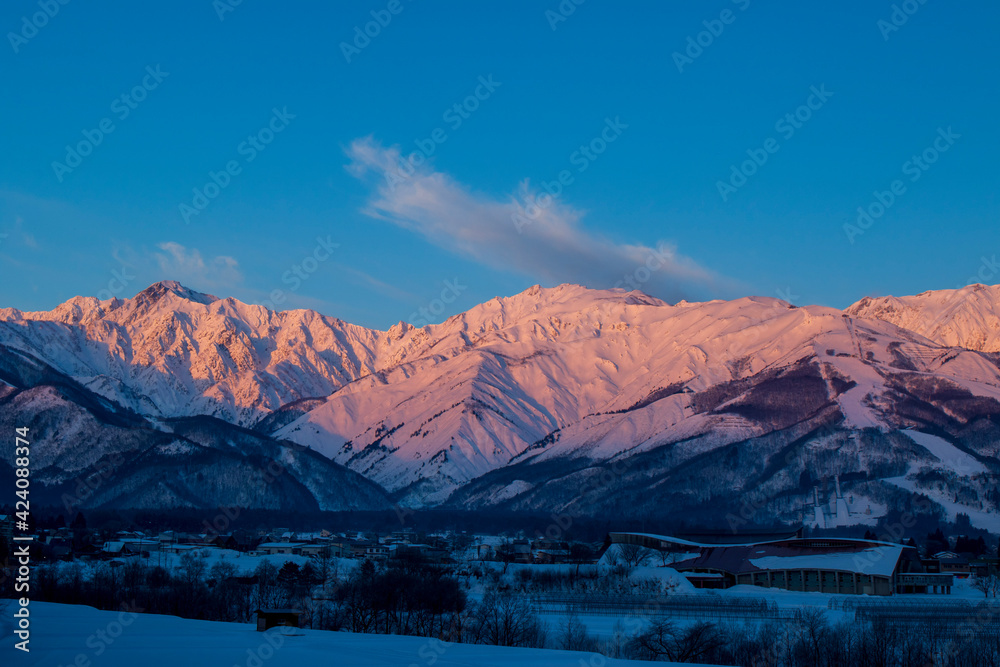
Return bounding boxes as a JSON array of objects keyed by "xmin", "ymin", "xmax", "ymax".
[
  {"xmin": 671, "ymin": 542, "xmax": 905, "ymax": 578},
  {"xmin": 611, "ymin": 531, "xmax": 910, "ymax": 550}
]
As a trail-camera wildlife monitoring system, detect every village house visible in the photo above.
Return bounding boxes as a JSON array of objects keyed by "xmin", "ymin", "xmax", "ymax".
[
  {"xmin": 319, "ymin": 541, "xmax": 346, "ymax": 557},
  {"xmin": 970, "ymin": 557, "xmax": 1000, "ymax": 578},
  {"xmin": 256, "ymin": 542, "xmax": 308, "ymax": 556},
  {"xmin": 101, "ymin": 541, "xmax": 139, "ymax": 557},
  {"xmin": 531, "ymin": 539, "xmax": 571, "ymax": 564},
  {"xmin": 365, "ymin": 544, "xmax": 390, "ymax": 560},
  {"xmin": 513, "ymin": 539, "xmax": 532, "ymax": 564},
  {"xmin": 936, "ymin": 555, "xmax": 972, "ymax": 578},
  {"xmin": 297, "ymin": 543, "xmax": 331, "ymax": 557},
  {"xmin": 41, "ymin": 535, "xmax": 73, "ymax": 560},
  {"xmin": 344, "ymin": 540, "xmax": 374, "ymax": 558}
]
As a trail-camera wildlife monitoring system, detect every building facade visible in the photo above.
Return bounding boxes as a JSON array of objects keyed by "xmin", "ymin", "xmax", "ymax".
[{"xmin": 608, "ymin": 532, "xmax": 954, "ymax": 596}]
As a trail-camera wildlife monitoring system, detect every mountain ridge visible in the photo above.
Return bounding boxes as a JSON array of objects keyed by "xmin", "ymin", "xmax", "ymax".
[{"xmin": 2, "ymin": 280, "xmax": 999, "ymax": 528}]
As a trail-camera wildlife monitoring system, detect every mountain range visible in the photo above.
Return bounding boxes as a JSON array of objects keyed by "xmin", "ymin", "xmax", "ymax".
[{"xmin": 2, "ymin": 280, "xmax": 999, "ymax": 531}]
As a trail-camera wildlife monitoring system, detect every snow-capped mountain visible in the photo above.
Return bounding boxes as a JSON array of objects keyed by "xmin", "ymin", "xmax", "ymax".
[
  {"xmin": 846, "ymin": 283, "xmax": 1000, "ymax": 353},
  {"xmin": 2, "ymin": 281, "xmax": 999, "ymax": 528},
  {"xmin": 0, "ymin": 281, "xmax": 395, "ymax": 426}
]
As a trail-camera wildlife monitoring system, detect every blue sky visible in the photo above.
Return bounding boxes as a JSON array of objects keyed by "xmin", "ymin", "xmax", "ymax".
[{"xmin": 1, "ymin": 1, "xmax": 997, "ymax": 329}]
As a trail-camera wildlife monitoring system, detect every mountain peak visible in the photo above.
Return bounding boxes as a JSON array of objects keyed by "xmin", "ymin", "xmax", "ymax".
[
  {"xmin": 134, "ymin": 281, "xmax": 218, "ymax": 306},
  {"xmin": 5, "ymin": 277, "xmax": 1000, "ymax": 524},
  {"xmin": 846, "ymin": 283, "xmax": 1000, "ymax": 352},
  {"xmin": 508, "ymin": 282, "xmax": 666, "ymax": 307}
]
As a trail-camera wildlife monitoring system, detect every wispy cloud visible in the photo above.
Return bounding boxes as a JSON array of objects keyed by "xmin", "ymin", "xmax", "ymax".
[
  {"xmin": 345, "ymin": 136, "xmax": 726, "ymax": 302},
  {"xmin": 332, "ymin": 262, "xmax": 417, "ymax": 302},
  {"xmin": 3, "ymin": 216, "xmax": 39, "ymax": 249},
  {"xmin": 151, "ymin": 242, "xmax": 243, "ymax": 290}
]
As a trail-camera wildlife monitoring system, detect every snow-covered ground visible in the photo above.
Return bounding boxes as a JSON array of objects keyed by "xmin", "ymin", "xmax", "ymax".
[
  {"xmin": 885, "ymin": 473, "xmax": 1000, "ymax": 532},
  {"xmin": 149, "ymin": 547, "xmax": 363, "ymax": 576},
  {"xmin": 846, "ymin": 284, "xmax": 1000, "ymax": 354},
  {"xmin": 902, "ymin": 430, "xmax": 988, "ymax": 475},
  {"xmin": 36, "ymin": 548, "xmax": 361, "ymax": 587},
  {"xmin": 0, "ymin": 602, "xmax": 732, "ymax": 667},
  {"xmin": 883, "ymin": 431, "xmax": 999, "ymax": 532},
  {"xmin": 528, "ymin": 562, "xmax": 993, "ymax": 632},
  {"xmin": 148, "ymin": 546, "xmax": 312, "ymax": 572},
  {"xmin": 528, "ymin": 575, "xmax": 997, "ymax": 646},
  {"xmin": 720, "ymin": 575, "xmax": 988, "ymax": 616}
]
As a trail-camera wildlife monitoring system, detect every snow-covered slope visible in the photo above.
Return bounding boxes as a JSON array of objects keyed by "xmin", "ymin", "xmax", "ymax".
[
  {"xmin": 2, "ymin": 280, "xmax": 1000, "ymax": 521},
  {"xmin": 0, "ymin": 382, "xmax": 392, "ymax": 511},
  {"xmin": 0, "ymin": 281, "xmax": 400, "ymax": 426},
  {"xmin": 24, "ymin": 602, "xmax": 674, "ymax": 667},
  {"xmin": 275, "ymin": 289, "xmax": 1000, "ymax": 507},
  {"xmin": 846, "ymin": 283, "xmax": 1000, "ymax": 352}
]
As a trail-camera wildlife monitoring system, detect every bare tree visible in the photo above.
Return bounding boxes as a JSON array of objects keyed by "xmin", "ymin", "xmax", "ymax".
[
  {"xmin": 657, "ymin": 547, "xmax": 688, "ymax": 568},
  {"xmin": 558, "ymin": 611, "xmax": 597, "ymax": 652},
  {"xmin": 569, "ymin": 543, "xmax": 593, "ymax": 576},
  {"xmin": 603, "ymin": 545, "xmax": 620, "ymax": 568},
  {"xmin": 178, "ymin": 550, "xmax": 208, "ymax": 587},
  {"xmin": 496, "ymin": 539, "xmax": 515, "ymax": 575},
  {"xmin": 972, "ymin": 574, "xmax": 1000, "ymax": 598},
  {"xmin": 467, "ymin": 591, "xmax": 547, "ymax": 648},
  {"xmin": 795, "ymin": 607, "xmax": 829, "ymax": 667},
  {"xmin": 253, "ymin": 560, "xmax": 283, "ymax": 609},
  {"xmin": 617, "ymin": 543, "xmax": 651, "ymax": 568},
  {"xmin": 601, "ymin": 619, "xmax": 632, "ymax": 660},
  {"xmin": 314, "ymin": 546, "xmax": 339, "ymax": 589},
  {"xmin": 631, "ymin": 619, "xmax": 724, "ymax": 663}
]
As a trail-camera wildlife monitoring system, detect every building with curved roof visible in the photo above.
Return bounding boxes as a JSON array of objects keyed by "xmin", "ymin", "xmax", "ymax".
[{"xmin": 607, "ymin": 532, "xmax": 953, "ymax": 595}]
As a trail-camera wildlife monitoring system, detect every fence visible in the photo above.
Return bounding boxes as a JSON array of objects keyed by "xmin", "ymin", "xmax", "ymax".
[
  {"xmin": 831, "ymin": 597, "xmax": 1000, "ymax": 637},
  {"xmin": 531, "ymin": 593, "xmax": 795, "ymax": 621}
]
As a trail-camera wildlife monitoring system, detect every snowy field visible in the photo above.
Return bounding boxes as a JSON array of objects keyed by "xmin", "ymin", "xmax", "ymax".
[
  {"xmin": 0, "ymin": 602, "xmax": 734, "ymax": 667},
  {"xmin": 884, "ymin": 431, "xmax": 1000, "ymax": 532},
  {"xmin": 903, "ymin": 430, "xmax": 988, "ymax": 475},
  {"xmin": 40, "ymin": 547, "xmax": 361, "ymax": 580},
  {"xmin": 534, "ymin": 577, "xmax": 993, "ymax": 645},
  {"xmin": 138, "ymin": 546, "xmax": 311, "ymax": 573},
  {"xmin": 148, "ymin": 547, "xmax": 354, "ymax": 575}
]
